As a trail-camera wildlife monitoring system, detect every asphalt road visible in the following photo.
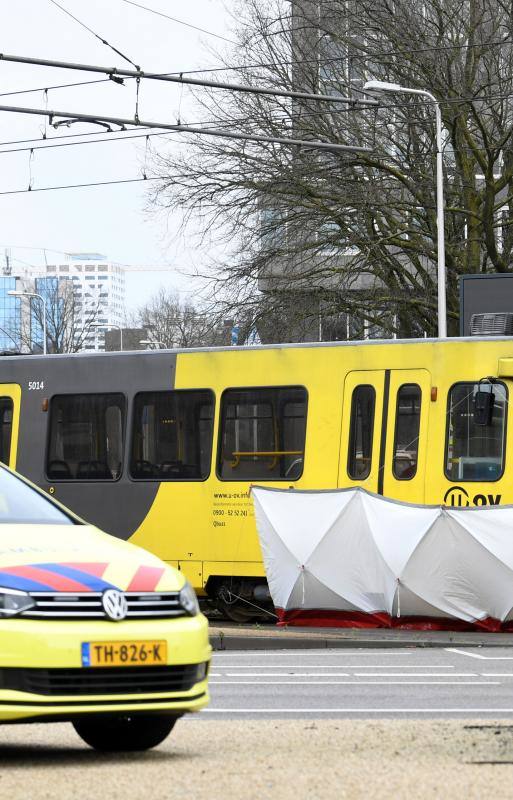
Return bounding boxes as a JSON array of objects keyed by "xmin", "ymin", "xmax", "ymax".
[
  {"xmin": 4, "ymin": 648, "xmax": 513, "ymax": 798},
  {"xmin": 207, "ymin": 646, "xmax": 513, "ymax": 718}
]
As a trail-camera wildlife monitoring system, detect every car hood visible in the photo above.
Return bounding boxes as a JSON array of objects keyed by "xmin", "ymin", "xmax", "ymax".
[{"xmin": 0, "ymin": 524, "xmax": 183, "ymax": 593}]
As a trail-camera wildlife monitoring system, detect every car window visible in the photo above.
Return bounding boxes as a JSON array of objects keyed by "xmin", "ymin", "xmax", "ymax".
[{"xmin": 0, "ymin": 467, "xmax": 75, "ymax": 524}]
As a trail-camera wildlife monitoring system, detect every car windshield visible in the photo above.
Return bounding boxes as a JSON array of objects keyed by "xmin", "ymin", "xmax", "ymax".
[{"xmin": 0, "ymin": 467, "xmax": 76, "ymax": 525}]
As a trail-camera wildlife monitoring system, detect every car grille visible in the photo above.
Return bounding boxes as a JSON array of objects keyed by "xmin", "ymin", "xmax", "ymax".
[
  {"xmin": 21, "ymin": 592, "xmax": 186, "ymax": 620},
  {"xmin": 0, "ymin": 664, "xmax": 207, "ymax": 696}
]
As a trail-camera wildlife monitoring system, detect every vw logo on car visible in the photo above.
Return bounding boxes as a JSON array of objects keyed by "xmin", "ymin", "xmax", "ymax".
[{"xmin": 101, "ymin": 589, "xmax": 128, "ymax": 621}]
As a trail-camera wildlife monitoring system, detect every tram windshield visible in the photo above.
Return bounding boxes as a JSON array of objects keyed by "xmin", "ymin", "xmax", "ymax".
[{"xmin": 445, "ymin": 382, "xmax": 507, "ymax": 481}]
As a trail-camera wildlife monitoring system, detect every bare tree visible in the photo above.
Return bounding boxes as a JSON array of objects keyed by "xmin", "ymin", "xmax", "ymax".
[
  {"xmin": 9, "ymin": 279, "xmax": 101, "ymax": 354},
  {"xmin": 149, "ymin": 0, "xmax": 513, "ymax": 338},
  {"xmin": 134, "ymin": 288, "xmax": 231, "ymax": 347}
]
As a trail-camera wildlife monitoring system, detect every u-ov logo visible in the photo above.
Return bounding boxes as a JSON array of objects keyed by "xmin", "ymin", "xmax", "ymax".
[
  {"xmin": 443, "ymin": 486, "xmax": 502, "ymax": 507},
  {"xmin": 443, "ymin": 486, "xmax": 470, "ymax": 507},
  {"xmin": 102, "ymin": 589, "xmax": 128, "ymax": 621}
]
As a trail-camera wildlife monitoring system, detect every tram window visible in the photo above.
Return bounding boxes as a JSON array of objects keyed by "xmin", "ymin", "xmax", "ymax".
[
  {"xmin": 0, "ymin": 398, "xmax": 13, "ymax": 466},
  {"xmin": 130, "ymin": 390, "xmax": 214, "ymax": 481},
  {"xmin": 47, "ymin": 394, "xmax": 125, "ymax": 481},
  {"xmin": 347, "ymin": 385, "xmax": 375, "ymax": 480},
  {"xmin": 445, "ymin": 382, "xmax": 507, "ymax": 482},
  {"xmin": 393, "ymin": 384, "xmax": 421, "ymax": 480},
  {"xmin": 218, "ymin": 387, "xmax": 307, "ymax": 481}
]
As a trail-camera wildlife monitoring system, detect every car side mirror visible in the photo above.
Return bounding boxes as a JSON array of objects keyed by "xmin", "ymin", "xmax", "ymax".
[{"xmin": 474, "ymin": 389, "xmax": 495, "ymax": 426}]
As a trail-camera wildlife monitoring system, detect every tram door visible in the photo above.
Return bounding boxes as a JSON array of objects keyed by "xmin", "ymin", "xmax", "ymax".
[
  {"xmin": 381, "ymin": 369, "xmax": 430, "ymax": 503},
  {"xmin": 339, "ymin": 369, "xmax": 430, "ymax": 502},
  {"xmin": 339, "ymin": 370, "xmax": 386, "ymax": 493},
  {"xmin": 0, "ymin": 384, "xmax": 21, "ymax": 470}
]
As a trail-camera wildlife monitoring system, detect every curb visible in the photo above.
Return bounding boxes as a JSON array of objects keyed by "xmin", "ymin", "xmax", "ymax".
[{"xmin": 209, "ymin": 625, "xmax": 513, "ymax": 651}]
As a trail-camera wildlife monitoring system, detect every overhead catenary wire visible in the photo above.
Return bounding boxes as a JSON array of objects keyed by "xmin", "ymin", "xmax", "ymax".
[
  {"xmin": 0, "ymin": 78, "xmax": 112, "ymax": 99},
  {"xmin": 0, "ymin": 111, "xmax": 502, "ymax": 159},
  {"xmin": 47, "ymin": 0, "xmax": 141, "ymax": 70},
  {"xmin": 0, "ymin": 103, "xmax": 371, "ymax": 154},
  {"xmin": 0, "ymin": 54, "xmax": 509, "ymax": 118},
  {"xmin": 0, "ymin": 128, "xmax": 175, "ymax": 156},
  {"xmin": 2, "ymin": 38, "xmax": 511, "ymax": 103},
  {"xmin": 0, "ymin": 84, "xmax": 505, "ymax": 159},
  {"xmin": 0, "ymin": 241, "xmax": 179, "ymax": 271},
  {"xmin": 2, "ymin": 35, "xmax": 512, "ymax": 104},
  {"xmin": 0, "ymin": 53, "xmax": 377, "ymax": 107},
  {"xmin": 116, "ymin": 0, "xmax": 237, "ymax": 45},
  {"xmin": 0, "ymin": 73, "xmax": 511, "ymax": 110},
  {"xmin": 0, "ymin": 175, "xmax": 445, "ymax": 203},
  {"xmin": 0, "ymin": 176, "xmax": 163, "ymax": 196},
  {"xmin": 0, "ymin": 98, "xmax": 373, "ymax": 154},
  {"xmin": 0, "ymin": 100, "xmax": 335, "ymax": 150}
]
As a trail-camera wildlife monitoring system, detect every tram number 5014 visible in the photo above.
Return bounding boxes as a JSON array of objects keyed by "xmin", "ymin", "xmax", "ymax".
[{"xmin": 28, "ymin": 381, "xmax": 44, "ymax": 391}]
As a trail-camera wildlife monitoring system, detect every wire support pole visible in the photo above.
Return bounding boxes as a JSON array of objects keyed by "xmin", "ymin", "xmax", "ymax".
[
  {"xmin": 0, "ymin": 52, "xmax": 377, "ymax": 107},
  {"xmin": 386, "ymin": 86, "xmax": 446, "ymax": 338},
  {"xmin": 400, "ymin": 89, "xmax": 447, "ymax": 339},
  {"xmin": 0, "ymin": 103, "xmax": 372, "ymax": 154}
]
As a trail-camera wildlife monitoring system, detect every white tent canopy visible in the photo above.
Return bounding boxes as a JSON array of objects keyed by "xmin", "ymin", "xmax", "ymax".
[{"xmin": 252, "ymin": 486, "xmax": 513, "ymax": 629}]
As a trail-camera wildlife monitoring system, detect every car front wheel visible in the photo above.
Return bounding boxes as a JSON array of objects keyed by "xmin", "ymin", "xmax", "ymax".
[{"xmin": 72, "ymin": 714, "xmax": 179, "ymax": 752}]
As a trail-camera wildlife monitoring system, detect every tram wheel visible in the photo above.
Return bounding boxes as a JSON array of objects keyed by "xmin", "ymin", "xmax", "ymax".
[{"xmin": 217, "ymin": 600, "xmax": 259, "ymax": 623}]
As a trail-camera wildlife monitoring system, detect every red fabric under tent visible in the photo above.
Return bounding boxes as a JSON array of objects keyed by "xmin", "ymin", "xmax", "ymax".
[
  {"xmin": 276, "ymin": 608, "xmax": 513, "ymax": 632},
  {"xmin": 251, "ymin": 486, "xmax": 513, "ymax": 631}
]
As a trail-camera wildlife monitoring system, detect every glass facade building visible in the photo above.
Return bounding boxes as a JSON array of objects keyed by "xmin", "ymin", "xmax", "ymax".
[
  {"xmin": 34, "ymin": 277, "xmax": 60, "ymax": 353},
  {"xmin": 0, "ymin": 278, "xmax": 21, "ymax": 352}
]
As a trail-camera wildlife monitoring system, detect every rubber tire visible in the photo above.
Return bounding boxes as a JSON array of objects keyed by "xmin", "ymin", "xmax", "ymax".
[{"xmin": 72, "ymin": 714, "xmax": 178, "ymax": 752}]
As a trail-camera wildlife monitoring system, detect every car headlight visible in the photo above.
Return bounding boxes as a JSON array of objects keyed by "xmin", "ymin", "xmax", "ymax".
[
  {"xmin": 0, "ymin": 588, "xmax": 34, "ymax": 616},
  {"xmin": 179, "ymin": 581, "xmax": 200, "ymax": 616}
]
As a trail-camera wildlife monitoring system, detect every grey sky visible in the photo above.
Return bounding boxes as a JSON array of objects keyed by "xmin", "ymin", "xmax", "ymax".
[{"xmin": 0, "ymin": 0, "xmax": 232, "ymax": 310}]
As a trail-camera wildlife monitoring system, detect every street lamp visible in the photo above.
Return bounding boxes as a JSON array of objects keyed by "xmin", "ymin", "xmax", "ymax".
[
  {"xmin": 363, "ymin": 80, "xmax": 447, "ymax": 338},
  {"xmin": 8, "ymin": 290, "xmax": 47, "ymax": 354},
  {"xmin": 139, "ymin": 339, "xmax": 165, "ymax": 350},
  {"xmin": 91, "ymin": 323, "xmax": 123, "ymax": 351}
]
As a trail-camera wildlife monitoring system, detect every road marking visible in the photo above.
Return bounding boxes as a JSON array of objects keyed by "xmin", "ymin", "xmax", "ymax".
[
  {"xmin": 221, "ymin": 671, "xmax": 468, "ymax": 678},
  {"xmin": 209, "ymin": 680, "xmax": 498, "ymax": 685},
  {"xmin": 212, "ymin": 664, "xmax": 455, "ymax": 669},
  {"xmin": 203, "ymin": 707, "xmax": 513, "ymax": 713},
  {"xmin": 224, "ymin": 672, "xmax": 350, "ymax": 677},
  {"xmin": 481, "ymin": 673, "xmax": 513, "ymax": 677},
  {"xmin": 212, "ymin": 651, "xmax": 414, "ymax": 656},
  {"xmin": 446, "ymin": 648, "xmax": 513, "ymax": 660},
  {"xmin": 352, "ymin": 672, "xmax": 477, "ymax": 678}
]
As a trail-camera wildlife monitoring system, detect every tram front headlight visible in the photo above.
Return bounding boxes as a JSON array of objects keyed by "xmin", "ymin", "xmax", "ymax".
[
  {"xmin": 179, "ymin": 581, "xmax": 200, "ymax": 616},
  {"xmin": 0, "ymin": 588, "xmax": 34, "ymax": 616}
]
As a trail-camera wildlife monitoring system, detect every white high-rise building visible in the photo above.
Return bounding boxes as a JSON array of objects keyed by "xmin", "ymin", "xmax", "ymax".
[{"xmin": 44, "ymin": 253, "xmax": 126, "ymax": 351}]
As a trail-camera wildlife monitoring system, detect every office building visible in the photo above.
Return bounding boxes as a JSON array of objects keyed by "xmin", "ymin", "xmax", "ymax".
[{"xmin": 43, "ymin": 253, "xmax": 126, "ymax": 351}]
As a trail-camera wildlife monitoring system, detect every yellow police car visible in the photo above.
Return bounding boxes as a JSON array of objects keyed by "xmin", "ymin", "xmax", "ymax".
[{"xmin": 0, "ymin": 463, "xmax": 210, "ymax": 751}]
